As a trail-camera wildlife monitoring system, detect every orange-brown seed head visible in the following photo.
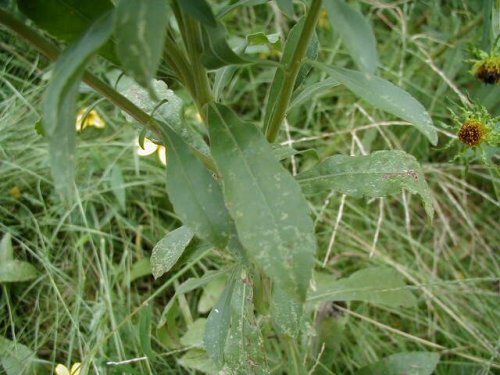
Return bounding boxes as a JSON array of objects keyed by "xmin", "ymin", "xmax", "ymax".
[{"xmin": 457, "ymin": 119, "xmax": 487, "ymax": 147}]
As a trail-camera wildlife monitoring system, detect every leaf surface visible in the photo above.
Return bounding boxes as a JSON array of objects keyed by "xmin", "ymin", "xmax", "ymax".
[
  {"xmin": 208, "ymin": 103, "xmax": 316, "ymax": 301},
  {"xmin": 178, "ymin": 0, "xmax": 217, "ymax": 27},
  {"xmin": 296, "ymin": 150, "xmax": 433, "ymax": 219},
  {"xmin": 355, "ymin": 352, "xmax": 440, "ymax": 375},
  {"xmin": 151, "ymin": 226, "xmax": 194, "ymax": 279},
  {"xmin": 0, "ymin": 336, "xmax": 38, "ymax": 375},
  {"xmin": 0, "ymin": 261, "xmax": 38, "ymax": 283}
]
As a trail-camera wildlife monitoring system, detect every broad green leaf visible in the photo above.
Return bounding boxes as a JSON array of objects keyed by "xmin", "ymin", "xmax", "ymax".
[
  {"xmin": 308, "ymin": 267, "xmax": 417, "ymax": 308},
  {"xmin": 201, "ymin": 22, "xmax": 248, "ymax": 69},
  {"xmin": 178, "ymin": 0, "xmax": 217, "ymax": 27},
  {"xmin": 276, "ymin": 0, "xmax": 294, "ymax": 18},
  {"xmin": 204, "ymin": 271, "xmax": 236, "ymax": 368},
  {"xmin": 0, "ymin": 233, "xmax": 13, "ymax": 263},
  {"xmin": 114, "ymin": 0, "xmax": 169, "ymax": 92},
  {"xmin": 110, "ymin": 165, "xmax": 126, "ymax": 212},
  {"xmin": 290, "ymin": 77, "xmax": 340, "ymax": 109},
  {"xmin": 0, "ymin": 260, "xmax": 38, "ymax": 283},
  {"xmin": 160, "ymin": 125, "xmax": 233, "ymax": 248},
  {"xmin": 264, "ymin": 18, "xmax": 318, "ymax": 130},
  {"xmin": 296, "ymin": 150, "xmax": 434, "ymax": 219},
  {"xmin": 208, "ymin": 103, "xmax": 316, "ymax": 301},
  {"xmin": 150, "ymin": 226, "xmax": 194, "ymax": 279},
  {"xmin": 324, "ymin": 0, "xmax": 378, "ymax": 73},
  {"xmin": 0, "ymin": 336, "xmax": 38, "ymax": 375},
  {"xmin": 43, "ymin": 13, "xmax": 113, "ymax": 200},
  {"xmin": 270, "ymin": 286, "xmax": 302, "ymax": 338},
  {"xmin": 224, "ymin": 270, "xmax": 269, "ymax": 373},
  {"xmin": 178, "ymin": 349, "xmax": 218, "ymax": 375},
  {"xmin": 138, "ymin": 304, "xmax": 154, "ymax": 358},
  {"xmin": 355, "ymin": 352, "xmax": 440, "ymax": 375},
  {"xmin": 17, "ymin": 0, "xmax": 118, "ymax": 63},
  {"xmin": 180, "ymin": 319, "xmax": 206, "ymax": 348},
  {"xmin": 313, "ymin": 63, "xmax": 438, "ymax": 145}
]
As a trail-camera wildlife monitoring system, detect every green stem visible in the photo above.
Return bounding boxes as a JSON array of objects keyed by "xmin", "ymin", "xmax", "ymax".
[
  {"xmin": 0, "ymin": 7, "xmax": 217, "ymax": 173},
  {"xmin": 265, "ymin": 0, "xmax": 322, "ymax": 143}
]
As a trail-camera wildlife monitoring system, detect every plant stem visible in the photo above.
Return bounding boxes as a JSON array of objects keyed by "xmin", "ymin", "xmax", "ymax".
[
  {"xmin": 265, "ymin": 0, "xmax": 322, "ymax": 143},
  {"xmin": 0, "ymin": 7, "xmax": 217, "ymax": 172}
]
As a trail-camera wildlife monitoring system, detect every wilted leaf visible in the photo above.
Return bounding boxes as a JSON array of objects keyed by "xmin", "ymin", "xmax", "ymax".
[
  {"xmin": 308, "ymin": 267, "xmax": 417, "ymax": 308},
  {"xmin": 151, "ymin": 226, "xmax": 194, "ymax": 279},
  {"xmin": 208, "ymin": 103, "xmax": 316, "ymax": 301},
  {"xmin": 324, "ymin": 0, "xmax": 378, "ymax": 73},
  {"xmin": 296, "ymin": 150, "xmax": 434, "ymax": 219},
  {"xmin": 0, "ymin": 260, "xmax": 38, "ymax": 283},
  {"xmin": 114, "ymin": 0, "xmax": 169, "ymax": 92},
  {"xmin": 355, "ymin": 352, "xmax": 440, "ymax": 375}
]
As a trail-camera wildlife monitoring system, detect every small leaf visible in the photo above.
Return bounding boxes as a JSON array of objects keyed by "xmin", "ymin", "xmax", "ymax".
[
  {"xmin": 178, "ymin": 349, "xmax": 218, "ymax": 375},
  {"xmin": 43, "ymin": 12, "xmax": 114, "ymax": 201},
  {"xmin": 201, "ymin": 22, "xmax": 249, "ymax": 69},
  {"xmin": 114, "ymin": 0, "xmax": 169, "ymax": 92},
  {"xmin": 177, "ymin": 269, "xmax": 231, "ymax": 295},
  {"xmin": 296, "ymin": 150, "xmax": 433, "ymax": 219},
  {"xmin": 180, "ymin": 319, "xmax": 207, "ymax": 348},
  {"xmin": 308, "ymin": 267, "xmax": 417, "ymax": 308},
  {"xmin": 276, "ymin": 0, "xmax": 294, "ymax": 18},
  {"xmin": 178, "ymin": 0, "xmax": 217, "ymax": 27},
  {"xmin": 270, "ymin": 286, "xmax": 302, "ymax": 338},
  {"xmin": 125, "ymin": 258, "xmax": 152, "ymax": 285},
  {"xmin": 0, "ymin": 260, "xmax": 38, "ymax": 283},
  {"xmin": 0, "ymin": 233, "xmax": 13, "ymax": 263},
  {"xmin": 17, "ymin": 0, "xmax": 118, "ymax": 63},
  {"xmin": 290, "ymin": 77, "xmax": 340, "ymax": 109},
  {"xmin": 110, "ymin": 165, "xmax": 126, "ymax": 212},
  {"xmin": 150, "ymin": 226, "xmax": 194, "ymax": 279},
  {"xmin": 0, "ymin": 336, "xmax": 38, "ymax": 375},
  {"xmin": 216, "ymin": 0, "xmax": 269, "ymax": 19},
  {"xmin": 355, "ymin": 352, "xmax": 440, "ymax": 375},
  {"xmin": 324, "ymin": 0, "xmax": 378, "ymax": 73},
  {"xmin": 204, "ymin": 271, "xmax": 236, "ymax": 368},
  {"xmin": 160, "ymin": 124, "xmax": 233, "ymax": 248},
  {"xmin": 198, "ymin": 276, "xmax": 227, "ymax": 313},
  {"xmin": 208, "ymin": 103, "xmax": 316, "ymax": 301},
  {"xmin": 247, "ymin": 32, "xmax": 282, "ymax": 51},
  {"xmin": 313, "ymin": 63, "xmax": 438, "ymax": 145},
  {"xmin": 138, "ymin": 303, "xmax": 154, "ymax": 358}
]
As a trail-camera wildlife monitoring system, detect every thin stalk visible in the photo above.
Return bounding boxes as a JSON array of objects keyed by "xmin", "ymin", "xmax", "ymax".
[
  {"xmin": 265, "ymin": 0, "xmax": 322, "ymax": 143},
  {"xmin": 0, "ymin": 8, "xmax": 217, "ymax": 172}
]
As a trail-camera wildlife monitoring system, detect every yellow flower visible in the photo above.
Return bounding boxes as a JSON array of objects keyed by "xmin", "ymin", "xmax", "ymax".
[
  {"xmin": 76, "ymin": 108, "xmax": 105, "ymax": 131},
  {"xmin": 55, "ymin": 362, "xmax": 81, "ymax": 375},
  {"xmin": 135, "ymin": 137, "xmax": 167, "ymax": 166}
]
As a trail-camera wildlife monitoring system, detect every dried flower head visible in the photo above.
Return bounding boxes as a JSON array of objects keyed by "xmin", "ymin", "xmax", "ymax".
[
  {"xmin": 457, "ymin": 119, "xmax": 488, "ymax": 147},
  {"xmin": 471, "ymin": 55, "xmax": 500, "ymax": 84}
]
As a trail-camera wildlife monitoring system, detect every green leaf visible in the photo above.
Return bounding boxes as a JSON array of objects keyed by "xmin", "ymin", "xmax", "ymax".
[
  {"xmin": 290, "ymin": 77, "xmax": 340, "ymax": 109},
  {"xmin": 270, "ymin": 286, "xmax": 302, "ymax": 338},
  {"xmin": 17, "ymin": 0, "xmax": 118, "ymax": 63},
  {"xmin": 216, "ymin": 0, "xmax": 269, "ymax": 19},
  {"xmin": 224, "ymin": 270, "xmax": 269, "ymax": 373},
  {"xmin": 313, "ymin": 63, "xmax": 438, "ymax": 145},
  {"xmin": 43, "ymin": 12, "xmax": 114, "ymax": 201},
  {"xmin": 296, "ymin": 150, "xmax": 434, "ymax": 219},
  {"xmin": 0, "ymin": 233, "xmax": 13, "ymax": 263},
  {"xmin": 110, "ymin": 165, "xmax": 126, "ymax": 212},
  {"xmin": 276, "ymin": 0, "xmax": 294, "ymax": 18},
  {"xmin": 0, "ymin": 336, "xmax": 38, "ymax": 375},
  {"xmin": 114, "ymin": 0, "xmax": 169, "ymax": 92},
  {"xmin": 355, "ymin": 352, "xmax": 440, "ymax": 375},
  {"xmin": 125, "ymin": 258, "xmax": 152, "ymax": 285},
  {"xmin": 178, "ymin": 349, "xmax": 218, "ymax": 375},
  {"xmin": 204, "ymin": 271, "xmax": 236, "ymax": 368},
  {"xmin": 138, "ymin": 303, "xmax": 154, "ymax": 358},
  {"xmin": 201, "ymin": 22, "xmax": 249, "ymax": 69},
  {"xmin": 178, "ymin": 0, "xmax": 217, "ymax": 27},
  {"xmin": 180, "ymin": 318, "xmax": 206, "ymax": 348},
  {"xmin": 150, "ymin": 226, "xmax": 194, "ymax": 279},
  {"xmin": 0, "ymin": 260, "xmax": 38, "ymax": 283},
  {"xmin": 208, "ymin": 103, "xmax": 316, "ymax": 301},
  {"xmin": 177, "ymin": 269, "xmax": 231, "ymax": 295},
  {"xmin": 247, "ymin": 32, "xmax": 282, "ymax": 51},
  {"xmin": 198, "ymin": 276, "xmax": 227, "ymax": 313},
  {"xmin": 324, "ymin": 0, "xmax": 378, "ymax": 73},
  {"xmin": 159, "ymin": 124, "xmax": 233, "ymax": 248},
  {"xmin": 308, "ymin": 267, "xmax": 417, "ymax": 308}
]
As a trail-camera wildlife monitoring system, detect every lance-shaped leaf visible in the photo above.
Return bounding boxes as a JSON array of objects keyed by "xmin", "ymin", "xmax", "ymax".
[
  {"xmin": 271, "ymin": 286, "xmax": 303, "ymax": 338},
  {"xmin": 355, "ymin": 352, "xmax": 440, "ymax": 375},
  {"xmin": 324, "ymin": 0, "xmax": 378, "ymax": 73},
  {"xmin": 178, "ymin": 0, "xmax": 217, "ymax": 27},
  {"xmin": 276, "ymin": 0, "xmax": 294, "ymax": 18},
  {"xmin": 43, "ymin": 13, "xmax": 114, "ymax": 200},
  {"xmin": 159, "ymin": 124, "xmax": 232, "ymax": 248},
  {"xmin": 17, "ymin": 0, "xmax": 118, "ymax": 64},
  {"xmin": 308, "ymin": 267, "xmax": 417, "ymax": 308},
  {"xmin": 204, "ymin": 271, "xmax": 236, "ymax": 368},
  {"xmin": 201, "ymin": 22, "xmax": 249, "ymax": 69},
  {"xmin": 313, "ymin": 63, "xmax": 438, "ymax": 145},
  {"xmin": 224, "ymin": 271, "xmax": 269, "ymax": 373},
  {"xmin": 296, "ymin": 150, "xmax": 433, "ymax": 219},
  {"xmin": 208, "ymin": 103, "xmax": 316, "ymax": 301},
  {"xmin": 114, "ymin": 0, "xmax": 169, "ymax": 92},
  {"xmin": 150, "ymin": 226, "xmax": 194, "ymax": 279}
]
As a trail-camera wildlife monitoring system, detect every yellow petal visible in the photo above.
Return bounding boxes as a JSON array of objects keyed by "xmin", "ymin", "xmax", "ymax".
[
  {"xmin": 70, "ymin": 362, "xmax": 81, "ymax": 375},
  {"xmin": 136, "ymin": 137, "xmax": 158, "ymax": 156},
  {"xmin": 158, "ymin": 146, "xmax": 167, "ymax": 166},
  {"xmin": 55, "ymin": 364, "xmax": 70, "ymax": 375}
]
